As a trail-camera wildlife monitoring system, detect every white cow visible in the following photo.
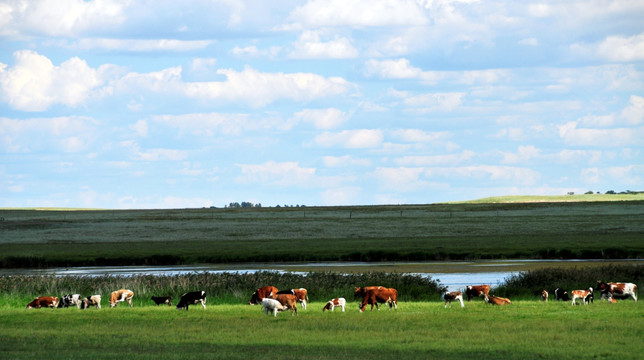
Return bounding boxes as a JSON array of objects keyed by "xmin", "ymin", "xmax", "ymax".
[{"xmin": 261, "ymin": 298, "xmax": 288, "ymax": 317}]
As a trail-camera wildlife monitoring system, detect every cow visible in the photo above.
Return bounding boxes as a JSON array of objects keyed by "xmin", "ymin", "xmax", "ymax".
[
  {"xmin": 465, "ymin": 285, "xmax": 490, "ymax": 301},
  {"xmin": 358, "ymin": 287, "xmax": 398, "ymax": 312},
  {"xmin": 277, "ymin": 288, "xmax": 308, "ymax": 310},
  {"xmin": 275, "ymin": 294, "xmax": 298, "ymax": 316},
  {"xmin": 584, "ymin": 291, "xmax": 594, "ymax": 304},
  {"xmin": 58, "ymin": 294, "xmax": 82, "ymax": 309},
  {"xmin": 176, "ymin": 291, "xmax": 206, "ymax": 311},
  {"xmin": 443, "ymin": 291, "xmax": 464, "ymax": 308},
  {"xmin": 571, "ymin": 288, "xmax": 593, "ymax": 305},
  {"xmin": 541, "ymin": 290, "xmax": 548, "ymax": 302},
  {"xmin": 554, "ymin": 288, "xmax": 569, "ymax": 301},
  {"xmin": 354, "ymin": 286, "xmax": 396, "ymax": 311},
  {"xmin": 322, "ymin": 298, "xmax": 346, "ymax": 312},
  {"xmin": 151, "ymin": 296, "xmax": 172, "ymax": 306},
  {"xmin": 484, "ymin": 294, "xmax": 512, "ymax": 305},
  {"xmin": 80, "ymin": 295, "xmax": 101, "ymax": 309},
  {"xmin": 109, "ymin": 289, "xmax": 134, "ymax": 308},
  {"xmin": 261, "ymin": 298, "xmax": 288, "ymax": 317},
  {"xmin": 249, "ymin": 286, "xmax": 278, "ymax": 305},
  {"xmin": 26, "ymin": 296, "xmax": 59, "ymax": 309},
  {"xmin": 596, "ymin": 281, "xmax": 638, "ymax": 302}
]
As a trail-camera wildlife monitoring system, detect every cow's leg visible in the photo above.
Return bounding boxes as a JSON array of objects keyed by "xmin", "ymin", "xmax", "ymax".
[
  {"xmin": 201, "ymin": 299, "xmax": 206, "ymax": 310},
  {"xmin": 458, "ymin": 297, "xmax": 464, "ymax": 308}
]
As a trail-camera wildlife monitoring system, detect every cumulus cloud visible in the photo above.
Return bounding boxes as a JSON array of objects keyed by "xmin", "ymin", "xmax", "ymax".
[
  {"xmin": 288, "ymin": 31, "xmax": 359, "ymax": 59},
  {"xmin": 236, "ymin": 161, "xmax": 317, "ymax": 186},
  {"xmin": 292, "ymin": 108, "xmax": 348, "ymax": 129},
  {"xmin": 0, "ymin": 115, "xmax": 99, "ymax": 152},
  {"xmin": 314, "ymin": 129, "xmax": 384, "ymax": 148}
]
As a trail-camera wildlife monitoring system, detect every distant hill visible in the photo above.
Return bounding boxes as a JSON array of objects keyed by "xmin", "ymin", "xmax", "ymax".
[{"xmin": 453, "ymin": 193, "xmax": 644, "ymax": 204}]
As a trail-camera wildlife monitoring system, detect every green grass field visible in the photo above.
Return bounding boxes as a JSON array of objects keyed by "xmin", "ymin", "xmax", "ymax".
[
  {"xmin": 1, "ymin": 300, "xmax": 641, "ymax": 360},
  {"xmin": 2, "ymin": 200, "xmax": 643, "ymax": 267}
]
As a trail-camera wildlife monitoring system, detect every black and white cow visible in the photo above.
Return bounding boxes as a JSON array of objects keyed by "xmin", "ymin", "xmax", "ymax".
[
  {"xmin": 80, "ymin": 295, "xmax": 102, "ymax": 309},
  {"xmin": 58, "ymin": 294, "xmax": 82, "ymax": 308},
  {"xmin": 554, "ymin": 288, "xmax": 570, "ymax": 301},
  {"xmin": 176, "ymin": 291, "xmax": 206, "ymax": 311}
]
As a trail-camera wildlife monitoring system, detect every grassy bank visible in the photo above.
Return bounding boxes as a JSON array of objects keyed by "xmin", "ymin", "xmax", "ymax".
[
  {"xmin": 2, "ymin": 201, "xmax": 643, "ymax": 267},
  {"xmin": 1, "ymin": 300, "xmax": 641, "ymax": 360}
]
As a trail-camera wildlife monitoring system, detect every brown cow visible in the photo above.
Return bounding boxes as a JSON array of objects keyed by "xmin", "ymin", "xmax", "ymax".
[
  {"xmin": 484, "ymin": 294, "xmax": 512, "ymax": 305},
  {"xmin": 277, "ymin": 288, "xmax": 308, "ymax": 309},
  {"xmin": 275, "ymin": 294, "xmax": 298, "ymax": 316},
  {"xmin": 26, "ymin": 296, "xmax": 59, "ymax": 309},
  {"xmin": 465, "ymin": 285, "xmax": 490, "ymax": 301},
  {"xmin": 249, "ymin": 286, "xmax": 278, "ymax": 305},
  {"xmin": 109, "ymin": 289, "xmax": 134, "ymax": 308},
  {"xmin": 541, "ymin": 290, "xmax": 548, "ymax": 302},
  {"xmin": 358, "ymin": 287, "xmax": 398, "ymax": 312}
]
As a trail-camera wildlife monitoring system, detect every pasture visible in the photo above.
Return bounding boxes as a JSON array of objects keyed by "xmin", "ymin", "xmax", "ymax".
[
  {"xmin": 2, "ymin": 200, "xmax": 644, "ymax": 267},
  {"xmin": 1, "ymin": 300, "xmax": 641, "ymax": 359}
]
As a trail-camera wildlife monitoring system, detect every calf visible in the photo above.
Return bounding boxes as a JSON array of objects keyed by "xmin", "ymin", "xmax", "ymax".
[
  {"xmin": 554, "ymin": 288, "xmax": 569, "ymax": 301},
  {"xmin": 443, "ymin": 291, "xmax": 464, "ymax": 308},
  {"xmin": 176, "ymin": 291, "xmax": 206, "ymax": 311},
  {"xmin": 151, "ymin": 296, "xmax": 172, "ymax": 306},
  {"xmin": 275, "ymin": 294, "xmax": 298, "ymax": 316},
  {"xmin": 80, "ymin": 295, "xmax": 101, "ymax": 309},
  {"xmin": 465, "ymin": 285, "xmax": 490, "ymax": 301},
  {"xmin": 58, "ymin": 294, "xmax": 82, "ymax": 309},
  {"xmin": 261, "ymin": 298, "xmax": 288, "ymax": 317},
  {"xmin": 484, "ymin": 294, "xmax": 511, "ymax": 305},
  {"xmin": 109, "ymin": 289, "xmax": 134, "ymax": 308},
  {"xmin": 322, "ymin": 297, "xmax": 346, "ymax": 312},
  {"xmin": 571, "ymin": 288, "xmax": 593, "ymax": 305},
  {"xmin": 277, "ymin": 288, "xmax": 308, "ymax": 310},
  {"xmin": 26, "ymin": 296, "xmax": 59, "ymax": 309},
  {"xmin": 541, "ymin": 290, "xmax": 548, "ymax": 302},
  {"xmin": 596, "ymin": 281, "xmax": 638, "ymax": 302}
]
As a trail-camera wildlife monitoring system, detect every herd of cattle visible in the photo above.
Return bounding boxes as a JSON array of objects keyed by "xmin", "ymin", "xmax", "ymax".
[{"xmin": 23, "ymin": 281, "xmax": 637, "ymax": 316}]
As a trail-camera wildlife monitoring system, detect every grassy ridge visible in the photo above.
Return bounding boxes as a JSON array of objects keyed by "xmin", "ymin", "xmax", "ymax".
[
  {"xmin": 1, "ymin": 301, "xmax": 641, "ymax": 360},
  {"xmin": 2, "ymin": 201, "xmax": 643, "ymax": 267}
]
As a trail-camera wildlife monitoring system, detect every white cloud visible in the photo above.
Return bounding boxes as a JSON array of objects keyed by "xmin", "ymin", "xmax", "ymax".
[
  {"xmin": 292, "ymin": 108, "xmax": 348, "ymax": 129},
  {"xmin": 558, "ymin": 121, "xmax": 643, "ymax": 147},
  {"xmin": 289, "ymin": 31, "xmax": 359, "ymax": 59},
  {"xmin": 0, "ymin": 50, "xmax": 110, "ymax": 111},
  {"xmin": 620, "ymin": 95, "xmax": 644, "ymax": 125},
  {"xmin": 395, "ymin": 151, "xmax": 476, "ymax": 166},
  {"xmin": 151, "ymin": 113, "xmax": 250, "ymax": 136},
  {"xmin": 425, "ymin": 165, "xmax": 540, "ymax": 186},
  {"xmin": 500, "ymin": 145, "xmax": 541, "ymax": 164},
  {"xmin": 402, "ymin": 92, "xmax": 465, "ymax": 112},
  {"xmin": 314, "ymin": 129, "xmax": 384, "ymax": 148},
  {"xmin": 597, "ymin": 33, "xmax": 644, "ymax": 62},
  {"xmin": 0, "ymin": 115, "xmax": 99, "ymax": 152},
  {"xmin": 391, "ymin": 129, "xmax": 450, "ymax": 143},
  {"xmin": 236, "ymin": 161, "xmax": 317, "ymax": 186},
  {"xmin": 323, "ymin": 155, "xmax": 371, "ymax": 168},
  {"xmin": 68, "ymin": 38, "xmax": 213, "ymax": 52}
]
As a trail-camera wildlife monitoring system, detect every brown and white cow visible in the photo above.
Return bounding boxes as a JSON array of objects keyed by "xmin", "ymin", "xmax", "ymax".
[
  {"xmin": 249, "ymin": 286, "xmax": 278, "ymax": 305},
  {"xmin": 277, "ymin": 288, "xmax": 308, "ymax": 309},
  {"xmin": 275, "ymin": 294, "xmax": 298, "ymax": 316},
  {"xmin": 322, "ymin": 297, "xmax": 346, "ymax": 312},
  {"xmin": 80, "ymin": 295, "xmax": 101, "ymax": 309},
  {"xmin": 444, "ymin": 291, "xmax": 464, "ymax": 308},
  {"xmin": 571, "ymin": 288, "xmax": 593, "ymax": 305},
  {"xmin": 357, "ymin": 287, "xmax": 398, "ymax": 312},
  {"xmin": 26, "ymin": 296, "xmax": 59, "ymax": 309},
  {"xmin": 484, "ymin": 294, "xmax": 512, "ymax": 305},
  {"xmin": 109, "ymin": 289, "xmax": 134, "ymax": 308},
  {"xmin": 596, "ymin": 281, "xmax": 638, "ymax": 302},
  {"xmin": 465, "ymin": 285, "xmax": 490, "ymax": 301},
  {"xmin": 541, "ymin": 290, "xmax": 548, "ymax": 302}
]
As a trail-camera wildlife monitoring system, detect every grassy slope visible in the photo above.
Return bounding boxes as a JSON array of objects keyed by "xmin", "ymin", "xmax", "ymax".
[
  {"xmin": 1, "ymin": 200, "xmax": 643, "ymax": 266},
  {"xmin": 1, "ymin": 301, "xmax": 641, "ymax": 360}
]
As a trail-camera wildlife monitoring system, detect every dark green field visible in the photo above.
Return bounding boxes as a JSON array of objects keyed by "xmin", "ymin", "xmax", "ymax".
[{"xmin": 1, "ymin": 201, "xmax": 643, "ymax": 267}]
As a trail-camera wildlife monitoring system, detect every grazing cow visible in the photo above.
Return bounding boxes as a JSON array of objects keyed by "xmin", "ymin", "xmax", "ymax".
[
  {"xmin": 554, "ymin": 288, "xmax": 570, "ymax": 301},
  {"xmin": 26, "ymin": 296, "xmax": 59, "ymax": 309},
  {"xmin": 58, "ymin": 294, "xmax": 82, "ymax": 308},
  {"xmin": 596, "ymin": 281, "xmax": 638, "ymax": 302},
  {"xmin": 465, "ymin": 285, "xmax": 490, "ymax": 301},
  {"xmin": 277, "ymin": 288, "xmax": 308, "ymax": 310},
  {"xmin": 322, "ymin": 298, "xmax": 346, "ymax": 312},
  {"xmin": 354, "ymin": 286, "xmax": 396, "ymax": 311},
  {"xmin": 262, "ymin": 298, "xmax": 288, "ymax": 317},
  {"xmin": 109, "ymin": 289, "xmax": 134, "ymax": 308},
  {"xmin": 80, "ymin": 295, "xmax": 101, "ymax": 309},
  {"xmin": 151, "ymin": 296, "xmax": 172, "ymax": 306},
  {"xmin": 571, "ymin": 288, "xmax": 593, "ymax": 305},
  {"xmin": 444, "ymin": 291, "xmax": 464, "ymax": 308},
  {"xmin": 176, "ymin": 291, "xmax": 206, "ymax": 311},
  {"xmin": 484, "ymin": 294, "xmax": 512, "ymax": 305},
  {"xmin": 358, "ymin": 287, "xmax": 398, "ymax": 312},
  {"xmin": 541, "ymin": 290, "xmax": 548, "ymax": 302},
  {"xmin": 275, "ymin": 294, "xmax": 298, "ymax": 316},
  {"xmin": 249, "ymin": 286, "xmax": 278, "ymax": 305}
]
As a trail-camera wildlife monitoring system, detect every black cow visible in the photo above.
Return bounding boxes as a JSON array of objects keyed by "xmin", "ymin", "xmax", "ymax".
[
  {"xmin": 554, "ymin": 288, "xmax": 570, "ymax": 301},
  {"xmin": 151, "ymin": 296, "xmax": 172, "ymax": 306},
  {"xmin": 176, "ymin": 291, "xmax": 206, "ymax": 311}
]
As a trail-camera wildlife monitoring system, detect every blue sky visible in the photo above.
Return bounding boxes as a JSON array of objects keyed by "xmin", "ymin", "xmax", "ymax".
[{"xmin": 1, "ymin": 0, "xmax": 643, "ymax": 209}]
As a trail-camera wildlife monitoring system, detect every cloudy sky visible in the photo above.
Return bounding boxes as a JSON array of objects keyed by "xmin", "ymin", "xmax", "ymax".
[{"xmin": 1, "ymin": 0, "xmax": 643, "ymax": 209}]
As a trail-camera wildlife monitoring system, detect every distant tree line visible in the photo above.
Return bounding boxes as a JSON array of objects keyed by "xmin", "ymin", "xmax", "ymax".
[{"xmin": 225, "ymin": 202, "xmax": 261, "ymax": 208}]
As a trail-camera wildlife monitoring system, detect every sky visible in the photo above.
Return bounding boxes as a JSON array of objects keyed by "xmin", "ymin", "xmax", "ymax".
[{"xmin": 1, "ymin": 0, "xmax": 643, "ymax": 209}]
